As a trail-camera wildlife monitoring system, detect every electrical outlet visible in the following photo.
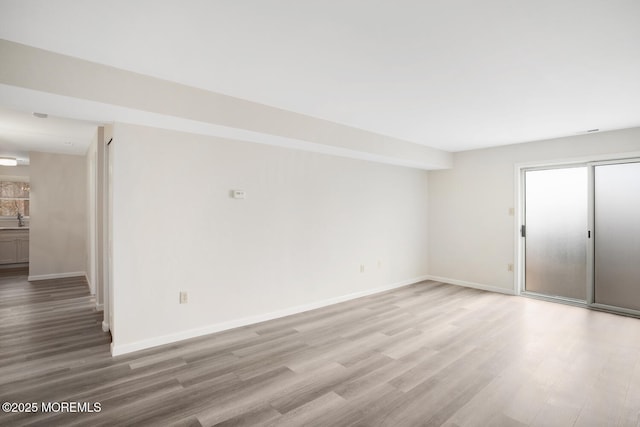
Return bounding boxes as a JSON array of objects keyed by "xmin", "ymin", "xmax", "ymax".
[
  {"xmin": 377, "ymin": 260, "xmax": 382, "ymax": 268},
  {"xmin": 180, "ymin": 291, "xmax": 188, "ymax": 304},
  {"xmin": 360, "ymin": 264, "xmax": 365, "ymax": 273},
  {"xmin": 507, "ymin": 263, "xmax": 513, "ymax": 272},
  {"xmin": 508, "ymin": 208, "xmax": 514, "ymax": 216},
  {"xmin": 231, "ymin": 190, "xmax": 246, "ymax": 199}
]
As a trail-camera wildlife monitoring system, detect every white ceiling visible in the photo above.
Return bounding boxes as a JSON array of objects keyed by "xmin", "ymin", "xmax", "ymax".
[
  {"xmin": 0, "ymin": 0, "xmax": 639, "ymax": 153},
  {"xmin": 0, "ymin": 107, "xmax": 101, "ymax": 163}
]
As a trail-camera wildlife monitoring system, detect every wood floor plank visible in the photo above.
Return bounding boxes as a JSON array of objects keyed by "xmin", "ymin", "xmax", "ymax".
[{"xmin": 3, "ymin": 269, "xmax": 640, "ymax": 425}]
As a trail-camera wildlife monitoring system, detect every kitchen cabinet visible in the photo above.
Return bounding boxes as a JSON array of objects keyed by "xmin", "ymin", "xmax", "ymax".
[{"xmin": 0, "ymin": 229, "xmax": 29, "ymax": 264}]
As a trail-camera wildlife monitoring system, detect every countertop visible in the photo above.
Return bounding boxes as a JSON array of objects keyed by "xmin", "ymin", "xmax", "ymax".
[{"xmin": 0, "ymin": 227, "xmax": 29, "ymax": 230}]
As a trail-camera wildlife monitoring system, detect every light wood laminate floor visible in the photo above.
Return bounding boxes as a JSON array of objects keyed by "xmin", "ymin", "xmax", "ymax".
[{"xmin": 2, "ymin": 268, "xmax": 640, "ymax": 426}]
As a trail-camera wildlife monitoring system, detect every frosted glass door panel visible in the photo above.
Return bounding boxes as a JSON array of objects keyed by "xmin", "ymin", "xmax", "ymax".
[
  {"xmin": 594, "ymin": 162, "xmax": 640, "ymax": 310},
  {"xmin": 525, "ymin": 168, "xmax": 587, "ymax": 300}
]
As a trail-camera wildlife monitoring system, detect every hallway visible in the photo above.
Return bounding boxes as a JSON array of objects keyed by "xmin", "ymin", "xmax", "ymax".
[{"xmin": 0, "ymin": 268, "xmax": 110, "ymax": 425}]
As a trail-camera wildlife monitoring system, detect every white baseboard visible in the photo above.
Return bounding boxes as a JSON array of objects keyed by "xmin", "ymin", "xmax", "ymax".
[
  {"xmin": 85, "ymin": 273, "xmax": 96, "ymax": 295},
  {"xmin": 102, "ymin": 321, "xmax": 110, "ymax": 332},
  {"xmin": 110, "ymin": 274, "xmax": 431, "ymax": 357},
  {"xmin": 28, "ymin": 271, "xmax": 87, "ymax": 281},
  {"xmin": 0, "ymin": 263, "xmax": 28, "ymax": 269},
  {"xmin": 425, "ymin": 275, "xmax": 516, "ymax": 295}
]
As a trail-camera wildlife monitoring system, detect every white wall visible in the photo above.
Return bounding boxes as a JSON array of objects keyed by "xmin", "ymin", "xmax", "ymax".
[
  {"xmin": 103, "ymin": 124, "xmax": 114, "ymax": 334},
  {"xmin": 110, "ymin": 123, "xmax": 429, "ymax": 354},
  {"xmin": 428, "ymin": 127, "xmax": 640, "ymax": 292},
  {"xmin": 86, "ymin": 135, "xmax": 98, "ymax": 294},
  {"xmin": 29, "ymin": 151, "xmax": 87, "ymax": 279},
  {"xmin": 0, "ymin": 165, "xmax": 30, "ymax": 179}
]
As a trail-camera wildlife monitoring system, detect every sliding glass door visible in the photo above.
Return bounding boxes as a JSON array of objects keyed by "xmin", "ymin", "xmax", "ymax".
[
  {"xmin": 522, "ymin": 160, "xmax": 640, "ymax": 315},
  {"xmin": 593, "ymin": 161, "xmax": 640, "ymax": 312},
  {"xmin": 524, "ymin": 167, "xmax": 588, "ymax": 300}
]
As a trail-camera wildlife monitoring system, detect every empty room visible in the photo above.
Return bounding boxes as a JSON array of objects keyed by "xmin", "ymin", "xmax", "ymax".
[{"xmin": 1, "ymin": 1, "xmax": 640, "ymax": 425}]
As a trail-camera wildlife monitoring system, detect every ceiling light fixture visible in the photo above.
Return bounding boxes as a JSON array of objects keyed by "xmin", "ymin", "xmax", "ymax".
[
  {"xmin": 32, "ymin": 112, "xmax": 48, "ymax": 119},
  {"xmin": 0, "ymin": 157, "xmax": 18, "ymax": 166}
]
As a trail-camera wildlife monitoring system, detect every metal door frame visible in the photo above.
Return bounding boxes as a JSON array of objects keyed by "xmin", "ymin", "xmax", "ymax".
[{"xmin": 515, "ymin": 153, "xmax": 640, "ymax": 317}]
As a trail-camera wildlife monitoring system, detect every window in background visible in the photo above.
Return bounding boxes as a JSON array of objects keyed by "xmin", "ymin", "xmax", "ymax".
[{"xmin": 0, "ymin": 181, "xmax": 30, "ymax": 217}]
